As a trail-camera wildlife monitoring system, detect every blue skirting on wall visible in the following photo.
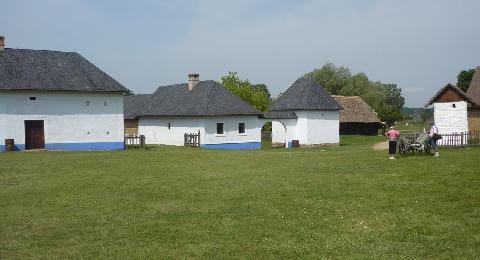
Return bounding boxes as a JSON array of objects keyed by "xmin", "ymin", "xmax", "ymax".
[
  {"xmin": 46, "ymin": 142, "xmax": 124, "ymax": 151},
  {"xmin": 0, "ymin": 142, "xmax": 124, "ymax": 152},
  {"xmin": 201, "ymin": 142, "xmax": 261, "ymax": 150},
  {"xmin": 0, "ymin": 144, "xmax": 25, "ymax": 152}
]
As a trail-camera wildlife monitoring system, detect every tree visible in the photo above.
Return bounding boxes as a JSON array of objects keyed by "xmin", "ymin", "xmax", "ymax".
[
  {"xmin": 220, "ymin": 72, "xmax": 272, "ymax": 112},
  {"xmin": 457, "ymin": 68, "xmax": 475, "ymax": 92},
  {"xmin": 376, "ymin": 105, "xmax": 402, "ymax": 126},
  {"xmin": 306, "ymin": 62, "xmax": 351, "ymax": 95},
  {"xmin": 305, "ymin": 62, "xmax": 407, "ymax": 126},
  {"xmin": 252, "ymin": 83, "xmax": 271, "ymax": 98},
  {"xmin": 383, "ymin": 84, "xmax": 405, "ymax": 110}
]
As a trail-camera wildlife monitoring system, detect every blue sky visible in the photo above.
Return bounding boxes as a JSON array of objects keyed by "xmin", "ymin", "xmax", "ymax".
[{"xmin": 2, "ymin": 0, "xmax": 480, "ymax": 107}]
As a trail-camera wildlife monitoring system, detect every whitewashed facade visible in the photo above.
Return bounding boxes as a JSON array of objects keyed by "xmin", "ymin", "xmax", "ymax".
[
  {"xmin": 433, "ymin": 101, "xmax": 469, "ymax": 134},
  {"xmin": 139, "ymin": 115, "xmax": 261, "ymax": 149},
  {"xmin": 268, "ymin": 77, "xmax": 342, "ymax": 147},
  {"xmin": 0, "ymin": 91, "xmax": 125, "ymax": 151},
  {"xmin": 271, "ymin": 110, "xmax": 340, "ymax": 146}
]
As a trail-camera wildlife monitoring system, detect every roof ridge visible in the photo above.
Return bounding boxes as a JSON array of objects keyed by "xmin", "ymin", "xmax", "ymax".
[{"xmin": 4, "ymin": 48, "xmax": 78, "ymax": 54}]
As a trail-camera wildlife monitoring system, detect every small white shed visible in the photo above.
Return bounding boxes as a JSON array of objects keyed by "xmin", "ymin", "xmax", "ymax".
[
  {"xmin": 425, "ymin": 83, "xmax": 474, "ymax": 134},
  {"xmin": 267, "ymin": 77, "xmax": 343, "ymax": 147}
]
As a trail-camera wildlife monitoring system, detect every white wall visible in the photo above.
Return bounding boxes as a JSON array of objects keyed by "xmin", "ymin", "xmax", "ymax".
[
  {"xmin": 434, "ymin": 101, "xmax": 468, "ymax": 134},
  {"xmin": 272, "ymin": 119, "xmax": 297, "ymax": 145},
  {"xmin": 296, "ymin": 110, "xmax": 340, "ymax": 144},
  {"xmin": 139, "ymin": 115, "xmax": 261, "ymax": 146},
  {"xmin": 0, "ymin": 91, "xmax": 124, "ymax": 150},
  {"xmin": 270, "ymin": 110, "xmax": 339, "ymax": 146},
  {"xmin": 139, "ymin": 116, "xmax": 205, "ymax": 146}
]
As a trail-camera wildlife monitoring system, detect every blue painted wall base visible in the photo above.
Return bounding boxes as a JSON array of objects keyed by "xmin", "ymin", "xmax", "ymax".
[
  {"xmin": 201, "ymin": 142, "xmax": 261, "ymax": 150},
  {"xmin": 0, "ymin": 142, "xmax": 124, "ymax": 152}
]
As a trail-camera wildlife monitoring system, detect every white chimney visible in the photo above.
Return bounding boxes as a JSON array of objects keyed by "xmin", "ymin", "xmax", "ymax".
[
  {"xmin": 188, "ymin": 73, "xmax": 199, "ymax": 91},
  {"xmin": 0, "ymin": 36, "xmax": 5, "ymax": 51}
]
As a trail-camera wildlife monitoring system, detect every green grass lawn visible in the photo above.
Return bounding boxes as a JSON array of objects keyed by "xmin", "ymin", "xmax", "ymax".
[
  {"xmin": 395, "ymin": 120, "xmax": 431, "ymax": 133},
  {"xmin": 1, "ymin": 136, "xmax": 479, "ymax": 258}
]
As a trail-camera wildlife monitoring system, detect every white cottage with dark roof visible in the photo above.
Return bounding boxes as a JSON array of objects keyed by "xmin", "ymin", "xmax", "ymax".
[
  {"xmin": 266, "ymin": 77, "xmax": 342, "ymax": 147},
  {"xmin": 425, "ymin": 83, "xmax": 474, "ymax": 134},
  {"xmin": 0, "ymin": 36, "xmax": 129, "ymax": 151},
  {"xmin": 125, "ymin": 74, "xmax": 263, "ymax": 149}
]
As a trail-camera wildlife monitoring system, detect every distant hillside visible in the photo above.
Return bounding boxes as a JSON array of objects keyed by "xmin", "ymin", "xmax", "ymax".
[{"xmin": 402, "ymin": 107, "xmax": 433, "ymax": 122}]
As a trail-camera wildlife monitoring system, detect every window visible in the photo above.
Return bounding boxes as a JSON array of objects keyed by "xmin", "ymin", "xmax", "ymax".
[
  {"xmin": 87, "ymin": 130, "xmax": 92, "ymax": 136},
  {"xmin": 238, "ymin": 122, "xmax": 246, "ymax": 134},
  {"xmin": 452, "ymin": 104, "xmax": 456, "ymax": 108},
  {"xmin": 29, "ymin": 96, "xmax": 37, "ymax": 101},
  {"xmin": 85, "ymin": 100, "xmax": 90, "ymax": 106},
  {"xmin": 168, "ymin": 123, "xmax": 171, "ymax": 130},
  {"xmin": 216, "ymin": 123, "xmax": 224, "ymax": 135},
  {"xmin": 104, "ymin": 101, "xmax": 108, "ymax": 106},
  {"xmin": 105, "ymin": 130, "xmax": 110, "ymax": 135}
]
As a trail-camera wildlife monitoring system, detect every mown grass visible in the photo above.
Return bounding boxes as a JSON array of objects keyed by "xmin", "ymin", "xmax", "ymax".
[{"xmin": 1, "ymin": 136, "xmax": 479, "ymax": 258}]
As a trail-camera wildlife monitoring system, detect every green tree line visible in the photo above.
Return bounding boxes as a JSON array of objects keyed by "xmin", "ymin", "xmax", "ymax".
[
  {"xmin": 306, "ymin": 63, "xmax": 404, "ymax": 125},
  {"xmin": 220, "ymin": 63, "xmax": 406, "ymax": 126}
]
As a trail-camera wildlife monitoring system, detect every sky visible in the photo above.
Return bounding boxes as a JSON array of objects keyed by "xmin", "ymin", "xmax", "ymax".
[{"xmin": 2, "ymin": 0, "xmax": 480, "ymax": 107}]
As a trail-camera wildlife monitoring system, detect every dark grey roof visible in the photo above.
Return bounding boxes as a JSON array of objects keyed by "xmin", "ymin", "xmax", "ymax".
[
  {"xmin": 261, "ymin": 111, "xmax": 297, "ymax": 119},
  {"xmin": 124, "ymin": 94, "xmax": 152, "ymax": 119},
  {"xmin": 0, "ymin": 48, "xmax": 129, "ymax": 93},
  {"xmin": 271, "ymin": 77, "xmax": 342, "ymax": 111},
  {"xmin": 139, "ymin": 80, "xmax": 261, "ymax": 116}
]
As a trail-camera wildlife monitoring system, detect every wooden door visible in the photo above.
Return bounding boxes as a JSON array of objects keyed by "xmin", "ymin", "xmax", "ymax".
[{"xmin": 25, "ymin": 120, "xmax": 45, "ymax": 150}]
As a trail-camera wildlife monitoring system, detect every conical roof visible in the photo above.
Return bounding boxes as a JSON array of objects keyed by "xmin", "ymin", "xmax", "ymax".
[{"xmin": 271, "ymin": 77, "xmax": 342, "ymax": 111}]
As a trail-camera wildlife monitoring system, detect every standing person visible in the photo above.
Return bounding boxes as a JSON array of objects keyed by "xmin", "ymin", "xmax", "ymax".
[
  {"xmin": 385, "ymin": 126, "xmax": 400, "ymax": 159},
  {"xmin": 429, "ymin": 123, "xmax": 440, "ymax": 157}
]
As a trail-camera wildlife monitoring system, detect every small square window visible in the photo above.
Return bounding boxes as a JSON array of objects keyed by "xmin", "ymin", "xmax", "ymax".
[
  {"xmin": 238, "ymin": 123, "xmax": 246, "ymax": 134},
  {"xmin": 104, "ymin": 101, "xmax": 108, "ymax": 106},
  {"xmin": 452, "ymin": 104, "xmax": 456, "ymax": 108},
  {"xmin": 29, "ymin": 96, "xmax": 37, "ymax": 101},
  {"xmin": 216, "ymin": 123, "xmax": 224, "ymax": 135},
  {"xmin": 87, "ymin": 130, "xmax": 92, "ymax": 136},
  {"xmin": 86, "ymin": 100, "xmax": 90, "ymax": 106},
  {"xmin": 105, "ymin": 130, "xmax": 110, "ymax": 135}
]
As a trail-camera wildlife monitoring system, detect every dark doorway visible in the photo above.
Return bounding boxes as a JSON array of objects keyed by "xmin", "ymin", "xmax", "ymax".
[{"xmin": 25, "ymin": 120, "xmax": 45, "ymax": 150}]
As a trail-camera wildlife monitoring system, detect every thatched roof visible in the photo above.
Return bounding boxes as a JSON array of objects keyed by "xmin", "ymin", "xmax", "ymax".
[
  {"xmin": 333, "ymin": 96, "xmax": 380, "ymax": 123},
  {"xmin": 466, "ymin": 66, "xmax": 480, "ymax": 107}
]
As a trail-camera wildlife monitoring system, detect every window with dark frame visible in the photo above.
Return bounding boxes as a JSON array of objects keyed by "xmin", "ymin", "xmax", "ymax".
[
  {"xmin": 216, "ymin": 123, "xmax": 224, "ymax": 135},
  {"xmin": 168, "ymin": 123, "xmax": 171, "ymax": 130},
  {"xmin": 29, "ymin": 96, "xmax": 37, "ymax": 101},
  {"xmin": 238, "ymin": 122, "xmax": 246, "ymax": 134}
]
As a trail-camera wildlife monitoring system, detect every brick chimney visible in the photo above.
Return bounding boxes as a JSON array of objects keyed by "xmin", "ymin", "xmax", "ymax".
[
  {"xmin": 188, "ymin": 73, "xmax": 199, "ymax": 91},
  {"xmin": 0, "ymin": 36, "xmax": 5, "ymax": 51}
]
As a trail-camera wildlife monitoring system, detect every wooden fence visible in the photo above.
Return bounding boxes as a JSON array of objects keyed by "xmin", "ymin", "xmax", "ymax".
[
  {"xmin": 401, "ymin": 130, "xmax": 480, "ymax": 148},
  {"xmin": 184, "ymin": 131, "xmax": 200, "ymax": 147},
  {"xmin": 124, "ymin": 135, "xmax": 146, "ymax": 149}
]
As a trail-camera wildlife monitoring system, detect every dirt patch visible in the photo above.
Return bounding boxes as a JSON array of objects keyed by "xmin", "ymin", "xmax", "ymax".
[{"xmin": 373, "ymin": 141, "xmax": 388, "ymax": 150}]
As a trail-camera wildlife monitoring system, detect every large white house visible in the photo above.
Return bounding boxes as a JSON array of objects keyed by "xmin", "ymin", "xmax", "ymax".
[
  {"xmin": 0, "ymin": 37, "xmax": 129, "ymax": 151},
  {"xmin": 266, "ymin": 77, "xmax": 342, "ymax": 147},
  {"xmin": 125, "ymin": 74, "xmax": 263, "ymax": 149}
]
